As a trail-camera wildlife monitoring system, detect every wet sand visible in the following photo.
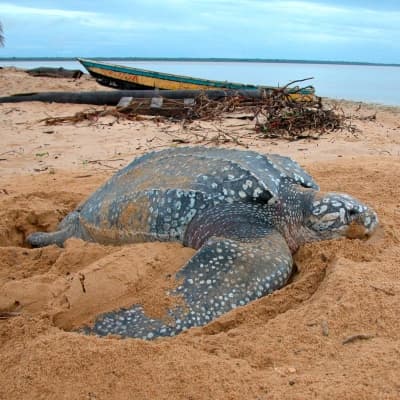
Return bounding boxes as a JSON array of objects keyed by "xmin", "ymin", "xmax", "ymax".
[{"xmin": 0, "ymin": 68, "xmax": 399, "ymax": 399}]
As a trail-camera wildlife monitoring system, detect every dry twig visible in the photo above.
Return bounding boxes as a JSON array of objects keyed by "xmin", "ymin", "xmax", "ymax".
[
  {"xmin": 0, "ymin": 312, "xmax": 21, "ymax": 319},
  {"xmin": 342, "ymin": 334, "xmax": 375, "ymax": 345}
]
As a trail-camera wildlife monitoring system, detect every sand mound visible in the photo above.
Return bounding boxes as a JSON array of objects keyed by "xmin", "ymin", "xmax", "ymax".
[{"xmin": 1, "ymin": 157, "xmax": 399, "ymax": 399}]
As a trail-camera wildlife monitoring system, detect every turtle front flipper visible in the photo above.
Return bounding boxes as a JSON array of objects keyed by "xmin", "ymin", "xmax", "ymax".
[{"xmin": 83, "ymin": 229, "xmax": 293, "ymax": 339}]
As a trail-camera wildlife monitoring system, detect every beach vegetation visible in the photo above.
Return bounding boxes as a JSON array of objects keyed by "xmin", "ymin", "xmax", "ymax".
[{"xmin": 0, "ymin": 22, "xmax": 4, "ymax": 47}]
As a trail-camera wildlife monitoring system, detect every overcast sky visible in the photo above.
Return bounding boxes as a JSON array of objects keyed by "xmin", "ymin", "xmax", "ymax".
[{"xmin": 0, "ymin": 0, "xmax": 399, "ymax": 63}]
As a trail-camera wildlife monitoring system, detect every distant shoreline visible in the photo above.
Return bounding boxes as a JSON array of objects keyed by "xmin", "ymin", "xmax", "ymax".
[{"xmin": 0, "ymin": 57, "xmax": 399, "ymax": 68}]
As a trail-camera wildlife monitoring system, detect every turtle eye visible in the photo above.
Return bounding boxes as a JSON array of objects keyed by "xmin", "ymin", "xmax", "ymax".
[{"xmin": 348, "ymin": 209, "xmax": 357, "ymax": 217}]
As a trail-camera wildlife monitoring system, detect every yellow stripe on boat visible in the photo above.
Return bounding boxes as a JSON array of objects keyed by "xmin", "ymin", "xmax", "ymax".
[{"xmin": 89, "ymin": 67, "xmax": 215, "ymax": 90}]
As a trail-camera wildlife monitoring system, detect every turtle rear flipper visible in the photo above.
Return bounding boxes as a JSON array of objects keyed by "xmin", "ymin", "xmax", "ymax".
[
  {"xmin": 27, "ymin": 228, "xmax": 72, "ymax": 247},
  {"xmin": 83, "ymin": 228, "xmax": 293, "ymax": 339},
  {"xmin": 26, "ymin": 211, "xmax": 85, "ymax": 247}
]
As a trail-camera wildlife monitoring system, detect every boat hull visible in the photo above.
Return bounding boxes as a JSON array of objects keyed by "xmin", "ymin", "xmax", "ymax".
[{"xmin": 77, "ymin": 58, "xmax": 315, "ymax": 100}]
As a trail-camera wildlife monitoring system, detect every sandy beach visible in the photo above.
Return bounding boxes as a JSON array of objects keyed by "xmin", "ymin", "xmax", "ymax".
[{"xmin": 0, "ymin": 67, "xmax": 400, "ymax": 399}]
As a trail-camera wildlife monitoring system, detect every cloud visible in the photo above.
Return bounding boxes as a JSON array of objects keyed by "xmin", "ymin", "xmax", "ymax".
[
  {"xmin": 0, "ymin": 3, "xmax": 97, "ymax": 19},
  {"xmin": 191, "ymin": 0, "xmax": 400, "ymax": 45},
  {"xmin": 0, "ymin": 0, "xmax": 399, "ymax": 61},
  {"xmin": 0, "ymin": 2, "xmax": 206, "ymax": 32}
]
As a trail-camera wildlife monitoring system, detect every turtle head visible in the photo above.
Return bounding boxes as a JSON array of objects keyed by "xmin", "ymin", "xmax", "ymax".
[{"xmin": 305, "ymin": 192, "xmax": 378, "ymax": 240}]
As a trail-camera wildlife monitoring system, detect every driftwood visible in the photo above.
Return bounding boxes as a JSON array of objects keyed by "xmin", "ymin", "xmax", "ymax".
[
  {"xmin": 25, "ymin": 67, "xmax": 83, "ymax": 79},
  {"xmin": 0, "ymin": 88, "xmax": 298, "ymax": 105}
]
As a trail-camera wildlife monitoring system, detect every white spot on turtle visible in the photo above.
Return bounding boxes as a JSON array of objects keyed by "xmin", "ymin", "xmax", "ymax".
[
  {"xmin": 321, "ymin": 212, "xmax": 339, "ymax": 222},
  {"xmin": 187, "ymin": 209, "xmax": 197, "ymax": 219},
  {"xmin": 268, "ymin": 197, "xmax": 278, "ymax": 205},
  {"xmin": 339, "ymin": 208, "xmax": 346, "ymax": 223},
  {"xmin": 253, "ymin": 187, "xmax": 263, "ymax": 198},
  {"xmin": 238, "ymin": 191, "xmax": 246, "ymax": 198},
  {"xmin": 343, "ymin": 201, "xmax": 353, "ymax": 209},
  {"xmin": 318, "ymin": 220, "xmax": 336, "ymax": 229},
  {"xmin": 320, "ymin": 205, "xmax": 328, "ymax": 213},
  {"xmin": 242, "ymin": 180, "xmax": 253, "ymax": 190},
  {"xmin": 313, "ymin": 204, "xmax": 328, "ymax": 215}
]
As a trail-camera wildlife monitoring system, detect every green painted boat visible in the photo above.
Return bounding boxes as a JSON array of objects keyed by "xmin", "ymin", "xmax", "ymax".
[{"xmin": 78, "ymin": 58, "xmax": 315, "ymax": 101}]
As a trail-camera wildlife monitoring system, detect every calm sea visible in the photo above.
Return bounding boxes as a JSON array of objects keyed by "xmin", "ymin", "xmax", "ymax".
[{"xmin": 1, "ymin": 59, "xmax": 399, "ymax": 106}]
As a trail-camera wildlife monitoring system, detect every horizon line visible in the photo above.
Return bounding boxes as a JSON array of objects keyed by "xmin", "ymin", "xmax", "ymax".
[{"xmin": 0, "ymin": 56, "xmax": 399, "ymax": 67}]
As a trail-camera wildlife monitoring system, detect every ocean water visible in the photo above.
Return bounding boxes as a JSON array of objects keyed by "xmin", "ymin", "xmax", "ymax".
[{"xmin": 1, "ymin": 59, "xmax": 399, "ymax": 106}]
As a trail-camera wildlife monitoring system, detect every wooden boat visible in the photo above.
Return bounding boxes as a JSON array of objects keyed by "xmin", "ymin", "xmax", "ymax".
[{"xmin": 77, "ymin": 58, "xmax": 315, "ymax": 100}]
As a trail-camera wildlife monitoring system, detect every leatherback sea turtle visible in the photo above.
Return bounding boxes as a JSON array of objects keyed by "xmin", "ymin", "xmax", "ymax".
[{"xmin": 27, "ymin": 147, "xmax": 378, "ymax": 339}]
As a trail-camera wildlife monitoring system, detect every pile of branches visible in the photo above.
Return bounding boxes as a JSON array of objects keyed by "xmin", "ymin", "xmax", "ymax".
[
  {"xmin": 41, "ymin": 81, "xmax": 351, "ymax": 141},
  {"xmin": 186, "ymin": 91, "xmax": 346, "ymax": 140},
  {"xmin": 252, "ymin": 91, "xmax": 346, "ymax": 140}
]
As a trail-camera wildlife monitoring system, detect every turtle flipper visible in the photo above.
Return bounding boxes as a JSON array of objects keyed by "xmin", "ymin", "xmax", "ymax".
[
  {"xmin": 27, "ymin": 228, "xmax": 72, "ymax": 247},
  {"xmin": 26, "ymin": 211, "xmax": 87, "ymax": 247},
  {"xmin": 84, "ymin": 230, "xmax": 293, "ymax": 339}
]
